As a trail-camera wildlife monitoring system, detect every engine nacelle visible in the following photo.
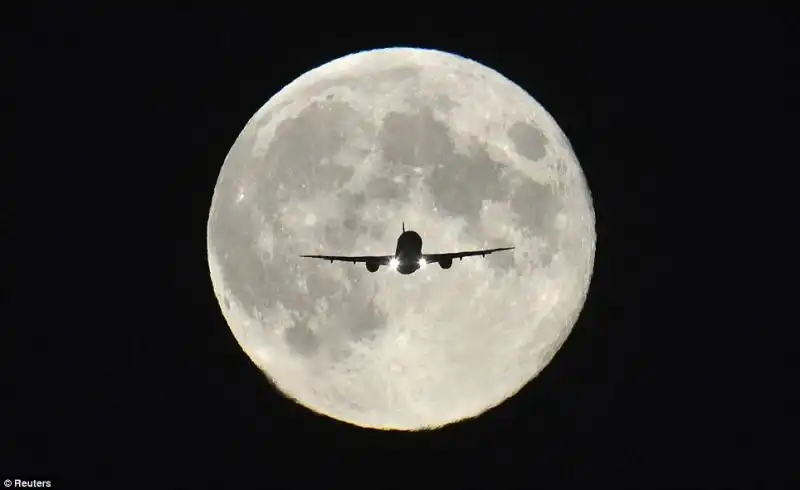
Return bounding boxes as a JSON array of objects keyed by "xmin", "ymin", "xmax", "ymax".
[
  {"xmin": 439, "ymin": 257, "xmax": 453, "ymax": 269},
  {"xmin": 366, "ymin": 261, "xmax": 380, "ymax": 273}
]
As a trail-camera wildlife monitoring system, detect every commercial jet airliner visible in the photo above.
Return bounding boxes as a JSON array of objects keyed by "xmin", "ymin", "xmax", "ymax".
[{"xmin": 300, "ymin": 223, "xmax": 514, "ymax": 275}]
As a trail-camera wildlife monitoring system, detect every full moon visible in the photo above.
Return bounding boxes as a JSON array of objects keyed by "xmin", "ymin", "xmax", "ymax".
[{"xmin": 207, "ymin": 47, "xmax": 595, "ymax": 430}]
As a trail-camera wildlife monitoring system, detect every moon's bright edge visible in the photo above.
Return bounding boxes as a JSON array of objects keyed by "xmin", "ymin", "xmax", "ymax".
[{"xmin": 207, "ymin": 47, "xmax": 595, "ymax": 430}]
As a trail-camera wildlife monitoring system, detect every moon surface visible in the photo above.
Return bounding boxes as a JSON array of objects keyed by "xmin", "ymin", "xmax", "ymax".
[{"xmin": 207, "ymin": 47, "xmax": 595, "ymax": 430}]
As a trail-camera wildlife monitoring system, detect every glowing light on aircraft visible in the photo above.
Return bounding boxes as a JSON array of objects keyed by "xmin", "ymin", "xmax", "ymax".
[
  {"xmin": 418, "ymin": 258, "xmax": 427, "ymax": 268},
  {"xmin": 389, "ymin": 258, "xmax": 399, "ymax": 270}
]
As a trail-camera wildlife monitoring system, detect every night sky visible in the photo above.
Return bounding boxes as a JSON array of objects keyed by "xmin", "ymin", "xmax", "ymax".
[{"xmin": 3, "ymin": 6, "xmax": 792, "ymax": 488}]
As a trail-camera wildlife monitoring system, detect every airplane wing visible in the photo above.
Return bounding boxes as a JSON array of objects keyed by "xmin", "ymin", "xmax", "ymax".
[
  {"xmin": 422, "ymin": 247, "xmax": 514, "ymax": 264},
  {"xmin": 299, "ymin": 254, "xmax": 394, "ymax": 265}
]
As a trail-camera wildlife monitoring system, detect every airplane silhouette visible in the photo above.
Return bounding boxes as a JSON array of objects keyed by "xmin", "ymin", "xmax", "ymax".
[{"xmin": 300, "ymin": 223, "xmax": 514, "ymax": 275}]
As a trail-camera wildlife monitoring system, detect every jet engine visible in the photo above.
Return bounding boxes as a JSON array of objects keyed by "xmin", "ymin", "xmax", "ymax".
[
  {"xmin": 439, "ymin": 257, "xmax": 453, "ymax": 269},
  {"xmin": 366, "ymin": 261, "xmax": 380, "ymax": 273}
]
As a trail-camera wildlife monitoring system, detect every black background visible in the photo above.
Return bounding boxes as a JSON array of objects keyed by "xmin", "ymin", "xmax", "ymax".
[{"xmin": 3, "ymin": 5, "xmax": 794, "ymax": 488}]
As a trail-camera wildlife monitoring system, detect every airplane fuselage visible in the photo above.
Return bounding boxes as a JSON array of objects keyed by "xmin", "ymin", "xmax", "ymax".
[{"xmin": 394, "ymin": 230, "xmax": 423, "ymax": 275}]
